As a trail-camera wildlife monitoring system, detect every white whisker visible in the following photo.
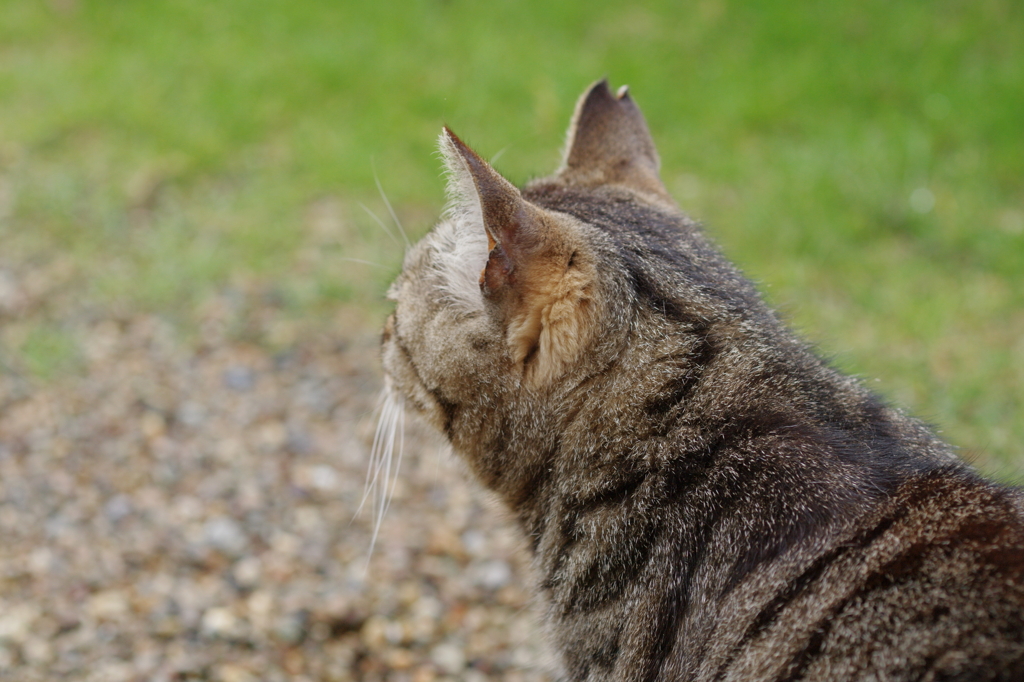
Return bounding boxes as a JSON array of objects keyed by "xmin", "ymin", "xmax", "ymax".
[
  {"xmin": 366, "ymin": 416, "xmax": 393, "ymax": 560},
  {"xmin": 355, "ymin": 392, "xmax": 391, "ymax": 519},
  {"xmin": 383, "ymin": 405, "xmax": 405, "ymax": 518},
  {"xmin": 360, "ymin": 385, "xmax": 406, "ymax": 570},
  {"xmin": 376, "ymin": 395, "xmax": 399, "ymax": 521},
  {"xmin": 489, "ymin": 146, "xmax": 509, "ymax": 165},
  {"xmin": 338, "ymin": 257, "xmax": 387, "ymax": 269},
  {"xmin": 372, "ymin": 161, "xmax": 410, "ymax": 249},
  {"xmin": 359, "ymin": 201, "xmax": 402, "ymax": 248}
]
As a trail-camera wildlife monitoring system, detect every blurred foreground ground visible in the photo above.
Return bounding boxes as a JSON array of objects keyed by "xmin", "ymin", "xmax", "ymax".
[{"xmin": 0, "ymin": 258, "xmax": 553, "ymax": 682}]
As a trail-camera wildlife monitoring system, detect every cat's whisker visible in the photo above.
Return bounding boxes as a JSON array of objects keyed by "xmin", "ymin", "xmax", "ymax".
[
  {"xmin": 366, "ymin": 451, "xmax": 392, "ymax": 562},
  {"xmin": 356, "ymin": 389, "xmax": 397, "ymax": 519},
  {"xmin": 489, "ymin": 146, "xmax": 509, "ymax": 165},
  {"xmin": 375, "ymin": 393, "xmax": 401, "ymax": 524},
  {"xmin": 372, "ymin": 162, "xmax": 410, "ymax": 249},
  {"xmin": 359, "ymin": 201, "xmax": 402, "ymax": 249},
  {"xmin": 362, "ymin": 387, "xmax": 406, "ymax": 565},
  {"xmin": 355, "ymin": 395, "xmax": 388, "ymax": 520},
  {"xmin": 383, "ymin": 400, "xmax": 405, "ymax": 518},
  {"xmin": 338, "ymin": 257, "xmax": 387, "ymax": 269}
]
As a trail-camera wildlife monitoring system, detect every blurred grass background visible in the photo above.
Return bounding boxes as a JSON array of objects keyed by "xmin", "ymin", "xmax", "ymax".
[{"xmin": 0, "ymin": 0, "xmax": 1021, "ymax": 475}]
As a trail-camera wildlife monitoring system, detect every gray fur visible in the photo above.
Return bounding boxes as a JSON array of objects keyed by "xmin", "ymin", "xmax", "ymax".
[{"xmin": 381, "ymin": 80, "xmax": 1024, "ymax": 681}]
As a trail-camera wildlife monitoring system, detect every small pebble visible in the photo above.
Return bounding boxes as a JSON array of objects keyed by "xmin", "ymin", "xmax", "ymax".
[
  {"xmin": 272, "ymin": 612, "xmax": 307, "ymax": 645},
  {"xmin": 222, "ymin": 366, "xmax": 256, "ymax": 391},
  {"xmin": 201, "ymin": 608, "xmax": 240, "ymax": 639},
  {"xmin": 22, "ymin": 637, "xmax": 54, "ymax": 665},
  {"xmin": 474, "ymin": 560, "xmax": 513, "ymax": 591},
  {"xmin": 430, "ymin": 642, "xmax": 466, "ymax": 675},
  {"xmin": 203, "ymin": 517, "xmax": 249, "ymax": 557},
  {"xmin": 232, "ymin": 557, "xmax": 262, "ymax": 589},
  {"xmin": 152, "ymin": 614, "xmax": 183, "ymax": 638},
  {"xmin": 177, "ymin": 401, "xmax": 206, "ymax": 427},
  {"xmin": 0, "ymin": 604, "xmax": 37, "ymax": 643},
  {"xmin": 27, "ymin": 547, "xmax": 54, "ymax": 575},
  {"xmin": 461, "ymin": 529, "xmax": 487, "ymax": 557},
  {"xmin": 361, "ymin": 615, "xmax": 389, "ymax": 649},
  {"xmin": 104, "ymin": 494, "xmax": 133, "ymax": 523},
  {"xmin": 309, "ymin": 464, "xmax": 339, "ymax": 491},
  {"xmin": 87, "ymin": 591, "xmax": 128, "ymax": 620},
  {"xmin": 215, "ymin": 663, "xmax": 256, "ymax": 682}
]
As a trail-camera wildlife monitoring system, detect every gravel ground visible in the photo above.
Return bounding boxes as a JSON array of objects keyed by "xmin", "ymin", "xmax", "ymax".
[{"xmin": 0, "ymin": 262, "xmax": 555, "ymax": 681}]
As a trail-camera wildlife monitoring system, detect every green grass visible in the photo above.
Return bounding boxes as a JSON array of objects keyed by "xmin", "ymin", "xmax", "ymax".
[{"xmin": 1, "ymin": 0, "xmax": 1021, "ymax": 475}]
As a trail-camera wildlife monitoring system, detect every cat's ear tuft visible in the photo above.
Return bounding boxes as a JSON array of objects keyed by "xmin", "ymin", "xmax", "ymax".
[
  {"xmin": 559, "ymin": 80, "xmax": 672, "ymax": 202},
  {"xmin": 438, "ymin": 126, "xmax": 485, "ymax": 230},
  {"xmin": 439, "ymin": 127, "xmax": 546, "ymax": 288}
]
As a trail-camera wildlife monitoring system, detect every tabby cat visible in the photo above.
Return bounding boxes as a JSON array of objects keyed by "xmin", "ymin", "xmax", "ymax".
[{"xmin": 379, "ymin": 80, "xmax": 1024, "ymax": 681}]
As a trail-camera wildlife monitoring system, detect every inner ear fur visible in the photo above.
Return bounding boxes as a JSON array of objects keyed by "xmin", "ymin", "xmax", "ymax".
[
  {"xmin": 504, "ymin": 219, "xmax": 599, "ymax": 389},
  {"xmin": 440, "ymin": 128, "xmax": 599, "ymax": 387},
  {"xmin": 560, "ymin": 79, "xmax": 673, "ymax": 203}
]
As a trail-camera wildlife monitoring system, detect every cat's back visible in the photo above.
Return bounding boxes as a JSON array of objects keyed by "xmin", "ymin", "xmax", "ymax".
[{"xmin": 701, "ymin": 469, "xmax": 1024, "ymax": 682}]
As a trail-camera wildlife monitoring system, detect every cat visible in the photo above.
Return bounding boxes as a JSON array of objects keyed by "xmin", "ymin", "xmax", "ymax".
[{"xmin": 379, "ymin": 79, "xmax": 1024, "ymax": 681}]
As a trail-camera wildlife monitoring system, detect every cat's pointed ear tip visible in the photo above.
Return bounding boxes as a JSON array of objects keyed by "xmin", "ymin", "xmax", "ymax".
[
  {"xmin": 583, "ymin": 78, "xmax": 614, "ymax": 99},
  {"xmin": 579, "ymin": 78, "xmax": 635, "ymax": 106},
  {"xmin": 440, "ymin": 126, "xmax": 476, "ymax": 161}
]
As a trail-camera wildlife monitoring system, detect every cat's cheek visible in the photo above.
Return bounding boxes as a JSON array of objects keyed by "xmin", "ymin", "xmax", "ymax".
[{"xmin": 381, "ymin": 340, "xmax": 451, "ymax": 434}]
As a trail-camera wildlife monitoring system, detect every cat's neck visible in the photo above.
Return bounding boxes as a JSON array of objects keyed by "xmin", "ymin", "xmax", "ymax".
[{"xmin": 487, "ymin": 318, "xmax": 955, "ymax": 554}]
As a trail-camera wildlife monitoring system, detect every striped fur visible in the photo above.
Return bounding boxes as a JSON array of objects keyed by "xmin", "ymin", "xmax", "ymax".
[{"xmin": 380, "ymin": 80, "xmax": 1024, "ymax": 681}]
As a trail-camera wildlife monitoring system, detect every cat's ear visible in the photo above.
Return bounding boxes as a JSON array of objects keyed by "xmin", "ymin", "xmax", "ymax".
[
  {"xmin": 439, "ymin": 126, "xmax": 545, "ymax": 273},
  {"xmin": 440, "ymin": 127, "xmax": 597, "ymax": 387},
  {"xmin": 560, "ymin": 79, "xmax": 672, "ymax": 202}
]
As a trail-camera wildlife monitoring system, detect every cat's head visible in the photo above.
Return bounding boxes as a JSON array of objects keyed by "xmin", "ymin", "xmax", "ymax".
[{"xmin": 381, "ymin": 80, "xmax": 754, "ymax": 456}]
